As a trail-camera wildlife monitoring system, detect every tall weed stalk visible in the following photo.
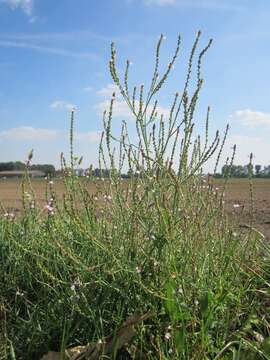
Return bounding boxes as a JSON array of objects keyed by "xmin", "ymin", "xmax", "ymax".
[{"xmin": 0, "ymin": 32, "xmax": 269, "ymax": 360}]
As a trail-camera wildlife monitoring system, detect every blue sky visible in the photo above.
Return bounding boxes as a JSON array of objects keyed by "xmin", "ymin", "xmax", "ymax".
[{"xmin": 0, "ymin": 0, "xmax": 270, "ymax": 170}]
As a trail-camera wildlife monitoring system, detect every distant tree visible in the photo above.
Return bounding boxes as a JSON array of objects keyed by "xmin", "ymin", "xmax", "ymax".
[
  {"xmin": 263, "ymin": 165, "xmax": 270, "ymax": 177},
  {"xmin": 0, "ymin": 161, "xmax": 25, "ymax": 171},
  {"xmin": 221, "ymin": 164, "xmax": 230, "ymax": 177},
  {"xmin": 247, "ymin": 163, "xmax": 254, "ymax": 177},
  {"xmin": 234, "ymin": 165, "xmax": 245, "ymax": 177},
  {"xmin": 220, "ymin": 164, "xmax": 256, "ymax": 178},
  {"xmin": 14, "ymin": 161, "xmax": 25, "ymax": 170},
  {"xmin": 255, "ymin": 164, "xmax": 262, "ymax": 177},
  {"xmin": 0, "ymin": 162, "xmax": 12, "ymax": 171},
  {"xmin": 0, "ymin": 162, "xmax": 55, "ymax": 176}
]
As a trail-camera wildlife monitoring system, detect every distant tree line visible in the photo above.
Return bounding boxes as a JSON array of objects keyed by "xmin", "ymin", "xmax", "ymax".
[
  {"xmin": 0, "ymin": 162, "xmax": 56, "ymax": 176},
  {"xmin": 4, "ymin": 161, "xmax": 269, "ymax": 179},
  {"xmin": 214, "ymin": 164, "xmax": 270, "ymax": 178}
]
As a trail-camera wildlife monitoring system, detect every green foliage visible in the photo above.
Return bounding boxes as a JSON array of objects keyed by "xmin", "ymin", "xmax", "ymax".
[
  {"xmin": 0, "ymin": 162, "xmax": 55, "ymax": 176},
  {"xmin": 0, "ymin": 32, "xmax": 270, "ymax": 360},
  {"xmin": 217, "ymin": 164, "xmax": 270, "ymax": 178},
  {"xmin": 0, "ymin": 161, "xmax": 25, "ymax": 171}
]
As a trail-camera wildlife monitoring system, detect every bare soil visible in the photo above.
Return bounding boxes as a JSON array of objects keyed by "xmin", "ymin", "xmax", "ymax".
[
  {"xmin": 1, "ymin": 177, "xmax": 270, "ymax": 239},
  {"xmin": 215, "ymin": 178, "xmax": 270, "ymax": 240}
]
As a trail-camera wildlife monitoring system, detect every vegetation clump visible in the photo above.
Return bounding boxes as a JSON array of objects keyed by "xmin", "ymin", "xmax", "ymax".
[{"xmin": 0, "ymin": 32, "xmax": 270, "ymax": 359}]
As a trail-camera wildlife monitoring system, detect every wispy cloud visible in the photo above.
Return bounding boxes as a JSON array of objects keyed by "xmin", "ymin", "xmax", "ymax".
[
  {"xmin": 0, "ymin": 126, "xmax": 100, "ymax": 143},
  {"xmin": 50, "ymin": 100, "xmax": 77, "ymax": 111},
  {"xmin": 94, "ymin": 83, "xmax": 170, "ymax": 120},
  {"xmin": 83, "ymin": 86, "xmax": 94, "ymax": 92},
  {"xmin": 0, "ymin": 30, "xmax": 152, "ymax": 50},
  {"xmin": 0, "ymin": 30, "xmax": 110, "ymax": 42},
  {"xmin": 1, "ymin": 0, "xmax": 33, "ymax": 16},
  {"xmin": 96, "ymin": 84, "xmax": 119, "ymax": 97},
  {"xmin": 144, "ymin": 0, "xmax": 176, "ymax": 5},
  {"xmin": 0, "ymin": 126, "xmax": 58, "ymax": 141},
  {"xmin": 0, "ymin": 39, "xmax": 98, "ymax": 59},
  {"xmin": 231, "ymin": 109, "xmax": 270, "ymax": 128},
  {"xmin": 142, "ymin": 0, "xmax": 244, "ymax": 10}
]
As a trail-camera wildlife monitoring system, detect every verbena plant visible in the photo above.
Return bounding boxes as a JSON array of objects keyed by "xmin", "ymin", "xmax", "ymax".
[{"xmin": 0, "ymin": 32, "xmax": 270, "ymax": 360}]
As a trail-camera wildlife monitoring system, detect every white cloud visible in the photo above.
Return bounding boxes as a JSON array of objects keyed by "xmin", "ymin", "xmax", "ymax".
[
  {"xmin": 97, "ymin": 84, "xmax": 119, "ymax": 97},
  {"xmin": 1, "ymin": 0, "xmax": 33, "ymax": 15},
  {"xmin": 95, "ymin": 99, "xmax": 170, "ymax": 120},
  {"xmin": 94, "ymin": 99, "xmax": 134, "ymax": 119},
  {"xmin": 0, "ymin": 126, "xmax": 58, "ymax": 141},
  {"xmin": 231, "ymin": 109, "xmax": 270, "ymax": 128},
  {"xmin": 74, "ymin": 131, "xmax": 101, "ymax": 142},
  {"xmin": 226, "ymin": 134, "xmax": 269, "ymax": 164},
  {"xmin": 95, "ymin": 83, "xmax": 170, "ymax": 120},
  {"xmin": 50, "ymin": 100, "xmax": 77, "ymax": 111}
]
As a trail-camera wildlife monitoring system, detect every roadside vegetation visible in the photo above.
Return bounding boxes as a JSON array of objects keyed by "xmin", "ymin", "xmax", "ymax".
[{"xmin": 0, "ymin": 32, "xmax": 270, "ymax": 359}]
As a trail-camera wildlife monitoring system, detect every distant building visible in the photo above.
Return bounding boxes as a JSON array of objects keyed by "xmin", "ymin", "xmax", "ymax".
[{"xmin": 0, "ymin": 170, "xmax": 46, "ymax": 178}]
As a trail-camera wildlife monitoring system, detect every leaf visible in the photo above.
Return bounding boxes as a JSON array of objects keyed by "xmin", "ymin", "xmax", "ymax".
[
  {"xmin": 165, "ymin": 280, "xmax": 177, "ymax": 320},
  {"xmin": 199, "ymin": 290, "xmax": 210, "ymax": 319},
  {"xmin": 40, "ymin": 312, "xmax": 152, "ymax": 360},
  {"xmin": 262, "ymin": 337, "xmax": 270, "ymax": 355},
  {"xmin": 174, "ymin": 328, "xmax": 185, "ymax": 354}
]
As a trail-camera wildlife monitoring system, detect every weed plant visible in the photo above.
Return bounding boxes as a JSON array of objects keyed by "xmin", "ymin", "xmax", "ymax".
[{"xmin": 0, "ymin": 32, "xmax": 270, "ymax": 359}]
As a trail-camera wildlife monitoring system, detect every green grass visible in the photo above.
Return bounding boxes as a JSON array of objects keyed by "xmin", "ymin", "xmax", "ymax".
[{"xmin": 1, "ymin": 31, "xmax": 270, "ymax": 359}]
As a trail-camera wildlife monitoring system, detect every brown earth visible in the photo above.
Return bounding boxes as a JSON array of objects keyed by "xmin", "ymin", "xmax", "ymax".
[
  {"xmin": 1, "ymin": 177, "xmax": 270, "ymax": 240},
  {"xmin": 214, "ymin": 178, "xmax": 270, "ymax": 241},
  {"xmin": 0, "ymin": 178, "xmax": 96, "ymax": 213}
]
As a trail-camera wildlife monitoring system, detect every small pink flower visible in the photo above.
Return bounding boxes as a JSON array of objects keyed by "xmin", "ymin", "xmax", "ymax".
[{"xmin": 44, "ymin": 204, "xmax": 54, "ymax": 216}]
